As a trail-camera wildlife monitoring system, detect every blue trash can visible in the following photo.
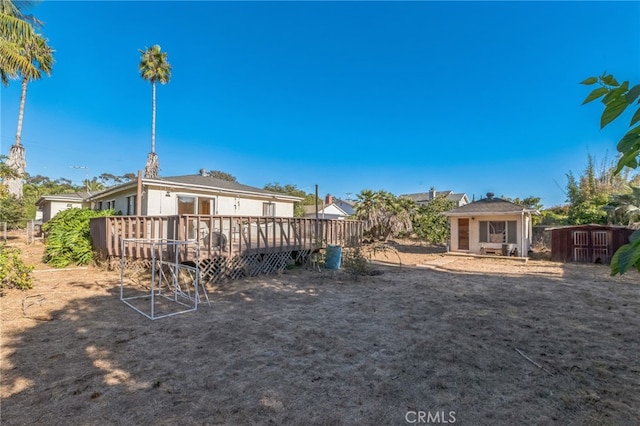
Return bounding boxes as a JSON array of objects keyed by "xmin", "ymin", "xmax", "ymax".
[{"xmin": 325, "ymin": 245, "xmax": 342, "ymax": 270}]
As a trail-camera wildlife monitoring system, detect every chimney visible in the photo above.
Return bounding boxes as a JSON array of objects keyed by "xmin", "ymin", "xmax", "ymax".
[
  {"xmin": 325, "ymin": 194, "xmax": 333, "ymax": 205},
  {"xmin": 429, "ymin": 187, "xmax": 436, "ymax": 200},
  {"xmin": 486, "ymin": 192, "xmax": 494, "ymax": 200}
]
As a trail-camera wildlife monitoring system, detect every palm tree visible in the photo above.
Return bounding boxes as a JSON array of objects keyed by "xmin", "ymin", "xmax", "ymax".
[
  {"xmin": 355, "ymin": 190, "xmax": 413, "ymax": 240},
  {"xmin": 0, "ymin": 0, "xmax": 40, "ymax": 85},
  {"xmin": 5, "ymin": 32, "xmax": 53, "ymax": 198},
  {"xmin": 610, "ymin": 186, "xmax": 640, "ymax": 226},
  {"xmin": 138, "ymin": 44, "xmax": 171, "ymax": 178}
]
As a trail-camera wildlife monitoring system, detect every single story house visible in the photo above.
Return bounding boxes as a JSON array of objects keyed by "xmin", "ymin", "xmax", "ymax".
[
  {"xmin": 35, "ymin": 191, "xmax": 92, "ymax": 222},
  {"xmin": 304, "ymin": 194, "xmax": 356, "ymax": 220},
  {"xmin": 400, "ymin": 187, "xmax": 469, "ymax": 207},
  {"xmin": 546, "ymin": 224, "xmax": 635, "ymax": 264},
  {"xmin": 444, "ymin": 192, "xmax": 539, "ymax": 257},
  {"xmin": 88, "ymin": 173, "xmax": 301, "ymax": 217}
]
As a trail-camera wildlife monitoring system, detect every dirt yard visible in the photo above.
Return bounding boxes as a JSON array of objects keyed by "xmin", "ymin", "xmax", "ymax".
[{"xmin": 2, "ymin": 235, "xmax": 640, "ymax": 425}]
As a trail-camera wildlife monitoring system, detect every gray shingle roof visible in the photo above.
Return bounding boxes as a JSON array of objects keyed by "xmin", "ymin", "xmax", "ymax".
[
  {"xmin": 36, "ymin": 191, "xmax": 92, "ymax": 206},
  {"xmin": 444, "ymin": 196, "xmax": 535, "ymax": 215},
  {"xmin": 400, "ymin": 190, "xmax": 454, "ymax": 203},
  {"xmin": 159, "ymin": 175, "xmax": 281, "ymax": 196},
  {"xmin": 87, "ymin": 174, "xmax": 302, "ymax": 201}
]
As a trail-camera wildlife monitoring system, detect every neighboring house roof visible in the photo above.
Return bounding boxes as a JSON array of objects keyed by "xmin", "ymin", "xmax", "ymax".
[
  {"xmin": 35, "ymin": 191, "xmax": 92, "ymax": 207},
  {"xmin": 444, "ymin": 194, "xmax": 539, "ymax": 216},
  {"xmin": 303, "ymin": 198, "xmax": 356, "ymax": 217},
  {"xmin": 88, "ymin": 175, "xmax": 302, "ymax": 202},
  {"xmin": 400, "ymin": 189, "xmax": 469, "ymax": 206},
  {"xmin": 333, "ymin": 198, "xmax": 356, "ymax": 215}
]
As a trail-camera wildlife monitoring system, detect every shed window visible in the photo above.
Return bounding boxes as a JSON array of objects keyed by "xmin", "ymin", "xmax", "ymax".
[{"xmin": 479, "ymin": 221, "xmax": 517, "ymax": 244}]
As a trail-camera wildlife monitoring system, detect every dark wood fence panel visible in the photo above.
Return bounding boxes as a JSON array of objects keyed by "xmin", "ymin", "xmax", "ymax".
[{"xmin": 549, "ymin": 225, "xmax": 635, "ymax": 264}]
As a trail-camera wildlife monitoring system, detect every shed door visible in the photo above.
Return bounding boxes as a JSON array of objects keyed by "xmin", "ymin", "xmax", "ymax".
[
  {"xmin": 591, "ymin": 231, "xmax": 610, "ymax": 263},
  {"xmin": 572, "ymin": 231, "xmax": 590, "ymax": 262},
  {"xmin": 458, "ymin": 218, "xmax": 469, "ymax": 250}
]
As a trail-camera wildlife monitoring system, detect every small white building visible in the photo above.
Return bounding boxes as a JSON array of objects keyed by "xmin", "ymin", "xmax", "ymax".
[
  {"xmin": 304, "ymin": 194, "xmax": 356, "ymax": 220},
  {"xmin": 88, "ymin": 174, "xmax": 301, "ymax": 217},
  {"xmin": 35, "ymin": 191, "xmax": 91, "ymax": 222},
  {"xmin": 444, "ymin": 193, "xmax": 538, "ymax": 257}
]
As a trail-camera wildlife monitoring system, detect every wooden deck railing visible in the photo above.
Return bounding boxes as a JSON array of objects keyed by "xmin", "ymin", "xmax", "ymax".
[{"xmin": 90, "ymin": 215, "xmax": 364, "ymax": 260}]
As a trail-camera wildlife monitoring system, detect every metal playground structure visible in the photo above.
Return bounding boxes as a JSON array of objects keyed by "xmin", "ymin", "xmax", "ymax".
[{"xmin": 119, "ymin": 238, "xmax": 209, "ymax": 320}]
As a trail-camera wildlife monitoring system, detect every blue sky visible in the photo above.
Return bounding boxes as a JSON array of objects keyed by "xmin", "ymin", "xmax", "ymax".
[{"xmin": 1, "ymin": 1, "xmax": 639, "ymax": 207}]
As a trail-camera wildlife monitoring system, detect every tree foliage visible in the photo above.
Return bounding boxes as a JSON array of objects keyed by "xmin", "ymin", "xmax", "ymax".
[
  {"xmin": 41, "ymin": 208, "xmax": 113, "ymax": 268},
  {"xmin": 412, "ymin": 196, "xmax": 455, "ymax": 245},
  {"xmin": 355, "ymin": 190, "xmax": 413, "ymax": 240},
  {"xmin": 263, "ymin": 183, "xmax": 317, "ymax": 217},
  {"xmin": 207, "ymin": 170, "xmax": 237, "ymax": 182},
  {"xmin": 608, "ymin": 186, "xmax": 640, "ymax": 226},
  {"xmin": 563, "ymin": 154, "xmax": 637, "ymax": 226},
  {"xmin": 0, "ymin": 0, "xmax": 38, "ymax": 85},
  {"xmin": 582, "ymin": 73, "xmax": 640, "ymax": 274}
]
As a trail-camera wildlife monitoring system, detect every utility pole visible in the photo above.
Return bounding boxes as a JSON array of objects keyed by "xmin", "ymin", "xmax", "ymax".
[{"xmin": 315, "ymin": 184, "xmax": 319, "ymax": 245}]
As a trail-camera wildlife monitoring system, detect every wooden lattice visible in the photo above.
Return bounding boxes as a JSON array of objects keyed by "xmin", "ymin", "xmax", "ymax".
[{"xmin": 109, "ymin": 248, "xmax": 313, "ymax": 285}]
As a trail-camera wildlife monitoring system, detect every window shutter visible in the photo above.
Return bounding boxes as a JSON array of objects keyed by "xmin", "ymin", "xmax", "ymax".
[
  {"xmin": 479, "ymin": 221, "xmax": 487, "ymax": 242},
  {"xmin": 507, "ymin": 221, "xmax": 517, "ymax": 243}
]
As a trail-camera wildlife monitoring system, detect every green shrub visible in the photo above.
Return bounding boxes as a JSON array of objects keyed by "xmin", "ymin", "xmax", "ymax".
[
  {"xmin": 42, "ymin": 208, "xmax": 113, "ymax": 268},
  {"xmin": 0, "ymin": 195, "xmax": 26, "ymax": 230},
  {"xmin": 0, "ymin": 245, "xmax": 34, "ymax": 291},
  {"xmin": 342, "ymin": 246, "xmax": 369, "ymax": 279}
]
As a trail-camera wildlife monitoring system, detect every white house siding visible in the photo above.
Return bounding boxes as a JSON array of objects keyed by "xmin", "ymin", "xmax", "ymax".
[
  {"xmin": 93, "ymin": 188, "xmax": 137, "ymax": 215},
  {"xmin": 316, "ymin": 204, "xmax": 348, "ymax": 220},
  {"xmin": 94, "ymin": 185, "xmax": 295, "ymax": 218},
  {"xmin": 43, "ymin": 200, "xmax": 86, "ymax": 222},
  {"xmin": 144, "ymin": 188, "xmax": 294, "ymax": 217},
  {"xmin": 450, "ymin": 213, "xmax": 531, "ymax": 257}
]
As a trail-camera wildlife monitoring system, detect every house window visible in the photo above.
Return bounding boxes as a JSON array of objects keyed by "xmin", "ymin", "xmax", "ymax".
[
  {"xmin": 198, "ymin": 198, "xmax": 214, "ymax": 215},
  {"xmin": 178, "ymin": 196, "xmax": 196, "ymax": 215},
  {"xmin": 100, "ymin": 200, "xmax": 115, "ymax": 211},
  {"xmin": 126, "ymin": 195, "xmax": 137, "ymax": 215},
  {"xmin": 263, "ymin": 202, "xmax": 275, "ymax": 217},
  {"xmin": 479, "ymin": 221, "xmax": 517, "ymax": 244},
  {"xmin": 97, "ymin": 201, "xmax": 102, "ymax": 211}
]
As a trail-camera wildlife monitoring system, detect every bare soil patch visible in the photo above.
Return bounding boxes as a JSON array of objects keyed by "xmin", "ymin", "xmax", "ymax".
[{"xmin": 2, "ymin": 234, "xmax": 640, "ymax": 425}]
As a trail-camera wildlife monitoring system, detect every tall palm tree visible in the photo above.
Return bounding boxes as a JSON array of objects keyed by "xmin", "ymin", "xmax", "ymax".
[
  {"xmin": 5, "ymin": 32, "xmax": 53, "ymax": 198},
  {"xmin": 138, "ymin": 44, "xmax": 171, "ymax": 178},
  {"xmin": 0, "ymin": 0, "xmax": 39, "ymax": 85}
]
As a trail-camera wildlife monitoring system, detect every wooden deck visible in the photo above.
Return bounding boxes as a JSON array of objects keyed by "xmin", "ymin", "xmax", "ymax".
[{"xmin": 90, "ymin": 215, "xmax": 364, "ymax": 262}]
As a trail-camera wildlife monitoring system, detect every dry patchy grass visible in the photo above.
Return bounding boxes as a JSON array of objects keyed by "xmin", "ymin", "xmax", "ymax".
[{"xmin": 1, "ymin": 235, "xmax": 639, "ymax": 425}]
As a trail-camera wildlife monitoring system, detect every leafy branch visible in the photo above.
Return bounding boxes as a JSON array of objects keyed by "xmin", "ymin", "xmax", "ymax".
[{"xmin": 582, "ymin": 73, "xmax": 640, "ymax": 274}]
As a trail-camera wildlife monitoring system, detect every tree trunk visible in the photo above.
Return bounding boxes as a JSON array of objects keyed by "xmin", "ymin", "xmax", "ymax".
[
  {"xmin": 6, "ymin": 77, "xmax": 29, "ymax": 198},
  {"xmin": 151, "ymin": 81, "xmax": 156, "ymax": 153},
  {"xmin": 144, "ymin": 151, "xmax": 159, "ymax": 179}
]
